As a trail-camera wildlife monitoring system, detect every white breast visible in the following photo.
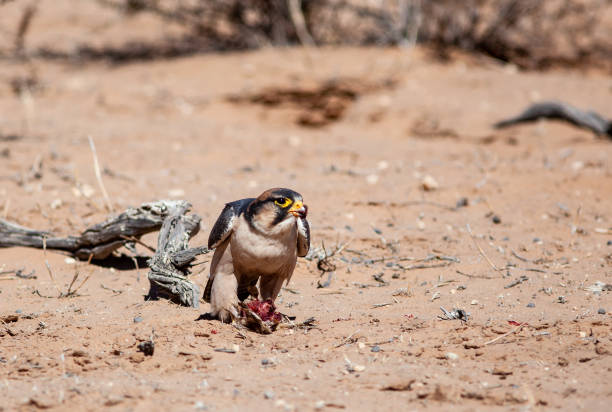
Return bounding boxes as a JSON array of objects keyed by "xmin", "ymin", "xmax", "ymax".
[{"xmin": 230, "ymin": 214, "xmax": 297, "ymax": 276}]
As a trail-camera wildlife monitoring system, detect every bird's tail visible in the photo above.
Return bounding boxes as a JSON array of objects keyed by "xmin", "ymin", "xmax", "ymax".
[{"xmin": 203, "ymin": 276, "xmax": 214, "ymax": 302}]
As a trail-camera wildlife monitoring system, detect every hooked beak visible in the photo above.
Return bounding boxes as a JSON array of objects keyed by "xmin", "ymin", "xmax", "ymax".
[{"xmin": 289, "ymin": 201, "xmax": 307, "ymax": 218}]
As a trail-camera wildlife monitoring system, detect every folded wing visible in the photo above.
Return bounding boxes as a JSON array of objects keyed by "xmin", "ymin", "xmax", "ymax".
[{"xmin": 296, "ymin": 217, "xmax": 310, "ymax": 257}]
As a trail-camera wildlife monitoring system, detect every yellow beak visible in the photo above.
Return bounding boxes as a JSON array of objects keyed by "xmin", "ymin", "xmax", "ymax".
[{"xmin": 289, "ymin": 200, "xmax": 306, "ymax": 217}]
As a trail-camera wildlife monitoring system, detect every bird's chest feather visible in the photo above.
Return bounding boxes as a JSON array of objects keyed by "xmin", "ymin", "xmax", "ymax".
[{"xmin": 230, "ymin": 216, "xmax": 297, "ymax": 274}]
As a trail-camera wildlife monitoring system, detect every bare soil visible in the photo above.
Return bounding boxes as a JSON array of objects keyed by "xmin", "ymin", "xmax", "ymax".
[{"xmin": 1, "ymin": 39, "xmax": 611, "ymax": 412}]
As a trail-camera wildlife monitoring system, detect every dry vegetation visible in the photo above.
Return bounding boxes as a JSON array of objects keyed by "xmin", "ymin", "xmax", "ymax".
[{"xmin": 1, "ymin": 0, "xmax": 610, "ymax": 70}]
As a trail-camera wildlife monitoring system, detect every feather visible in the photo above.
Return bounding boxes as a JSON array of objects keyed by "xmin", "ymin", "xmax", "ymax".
[
  {"xmin": 207, "ymin": 198, "xmax": 253, "ymax": 249},
  {"xmin": 296, "ymin": 217, "xmax": 310, "ymax": 257}
]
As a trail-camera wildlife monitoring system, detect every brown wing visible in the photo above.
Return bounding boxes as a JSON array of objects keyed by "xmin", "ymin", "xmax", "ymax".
[
  {"xmin": 207, "ymin": 198, "xmax": 253, "ymax": 249},
  {"xmin": 296, "ymin": 217, "xmax": 310, "ymax": 257}
]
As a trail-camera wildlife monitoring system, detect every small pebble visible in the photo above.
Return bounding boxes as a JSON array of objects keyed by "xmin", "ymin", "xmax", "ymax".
[
  {"xmin": 598, "ymin": 308, "xmax": 606, "ymax": 314},
  {"xmin": 456, "ymin": 197, "xmax": 469, "ymax": 208},
  {"xmin": 371, "ymin": 345, "xmax": 381, "ymax": 353},
  {"xmin": 366, "ymin": 174, "xmax": 379, "ymax": 185},
  {"xmin": 275, "ymin": 399, "xmax": 294, "ymax": 411},
  {"xmin": 15, "ymin": 309, "xmax": 22, "ymax": 314},
  {"xmin": 607, "ymin": 240, "xmax": 612, "ymax": 246},
  {"xmin": 194, "ymin": 401, "xmax": 208, "ymax": 411},
  {"xmin": 353, "ymin": 364, "xmax": 366, "ymax": 372},
  {"xmin": 557, "ymin": 296, "xmax": 567, "ymax": 304},
  {"xmin": 264, "ymin": 391, "xmax": 275, "ymax": 400},
  {"xmin": 571, "ymin": 161, "xmax": 584, "ymax": 171},
  {"xmin": 445, "ymin": 352, "xmax": 459, "ymax": 360},
  {"xmin": 527, "ymin": 302, "xmax": 535, "ymax": 308},
  {"xmin": 133, "ymin": 316, "xmax": 143, "ymax": 323},
  {"xmin": 137, "ymin": 341, "xmax": 154, "ymax": 356},
  {"xmin": 492, "ymin": 215, "xmax": 501, "ymax": 224},
  {"xmin": 261, "ymin": 358, "xmax": 276, "ymax": 366},
  {"xmin": 533, "ymin": 237, "xmax": 543, "ymax": 244},
  {"xmin": 421, "ymin": 175, "xmax": 439, "ymax": 191},
  {"xmin": 470, "ymin": 299, "xmax": 478, "ymax": 305}
]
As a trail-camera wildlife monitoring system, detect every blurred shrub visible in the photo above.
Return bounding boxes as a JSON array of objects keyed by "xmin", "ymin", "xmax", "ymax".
[
  {"xmin": 417, "ymin": 0, "xmax": 612, "ymax": 70},
  {"xmin": 3, "ymin": 0, "xmax": 611, "ymax": 70},
  {"xmin": 98, "ymin": 0, "xmax": 612, "ymax": 70}
]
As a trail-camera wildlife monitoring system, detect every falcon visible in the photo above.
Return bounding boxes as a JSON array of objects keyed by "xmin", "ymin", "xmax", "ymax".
[{"xmin": 203, "ymin": 188, "xmax": 310, "ymax": 322}]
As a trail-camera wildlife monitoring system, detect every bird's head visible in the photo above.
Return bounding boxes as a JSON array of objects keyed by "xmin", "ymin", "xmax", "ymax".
[{"xmin": 246, "ymin": 188, "xmax": 308, "ymax": 234}]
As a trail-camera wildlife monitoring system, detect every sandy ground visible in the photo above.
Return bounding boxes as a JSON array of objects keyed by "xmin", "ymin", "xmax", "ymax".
[{"xmin": 1, "ymin": 39, "xmax": 611, "ymax": 412}]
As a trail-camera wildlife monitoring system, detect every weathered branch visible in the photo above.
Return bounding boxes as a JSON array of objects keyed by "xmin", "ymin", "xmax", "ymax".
[
  {"xmin": 494, "ymin": 101, "xmax": 612, "ymax": 139},
  {"xmin": 0, "ymin": 199, "xmax": 207, "ymax": 307},
  {"xmin": 146, "ymin": 202, "xmax": 208, "ymax": 308},
  {"xmin": 288, "ymin": 0, "xmax": 314, "ymax": 46},
  {"xmin": 0, "ymin": 200, "xmax": 195, "ymax": 259}
]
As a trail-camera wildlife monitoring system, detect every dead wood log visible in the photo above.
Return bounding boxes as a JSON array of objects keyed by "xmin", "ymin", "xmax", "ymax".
[
  {"xmin": 0, "ymin": 199, "xmax": 207, "ymax": 307},
  {"xmin": 146, "ymin": 201, "xmax": 207, "ymax": 308},
  {"xmin": 494, "ymin": 101, "xmax": 612, "ymax": 139},
  {"xmin": 0, "ymin": 200, "xmax": 196, "ymax": 259}
]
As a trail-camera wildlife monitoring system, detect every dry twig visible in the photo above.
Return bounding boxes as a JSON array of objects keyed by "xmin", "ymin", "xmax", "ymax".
[
  {"xmin": 484, "ymin": 323, "xmax": 525, "ymax": 345},
  {"xmin": 334, "ymin": 329, "xmax": 361, "ymax": 348},
  {"xmin": 288, "ymin": 0, "xmax": 314, "ymax": 46},
  {"xmin": 511, "ymin": 250, "xmax": 530, "ymax": 262},
  {"xmin": 466, "ymin": 224, "xmax": 502, "ymax": 273},
  {"xmin": 456, "ymin": 270, "xmax": 493, "ymax": 280},
  {"xmin": 88, "ymin": 136, "xmax": 114, "ymax": 213},
  {"xmin": 14, "ymin": 1, "xmax": 38, "ymax": 56},
  {"xmin": 120, "ymin": 235, "xmax": 156, "ymax": 253},
  {"xmin": 372, "ymin": 302, "xmax": 393, "ymax": 308}
]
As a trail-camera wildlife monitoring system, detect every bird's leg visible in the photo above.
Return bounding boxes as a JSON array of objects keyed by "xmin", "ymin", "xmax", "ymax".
[
  {"xmin": 259, "ymin": 275, "xmax": 286, "ymax": 302},
  {"xmin": 210, "ymin": 271, "xmax": 239, "ymax": 323},
  {"xmin": 237, "ymin": 276, "xmax": 260, "ymax": 301},
  {"xmin": 208, "ymin": 242, "xmax": 239, "ymax": 323}
]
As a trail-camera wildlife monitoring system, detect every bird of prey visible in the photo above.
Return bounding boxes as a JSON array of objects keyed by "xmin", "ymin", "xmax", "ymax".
[{"xmin": 203, "ymin": 188, "xmax": 310, "ymax": 322}]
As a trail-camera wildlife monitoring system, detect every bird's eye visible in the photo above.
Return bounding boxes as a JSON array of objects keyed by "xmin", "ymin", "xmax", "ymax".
[{"xmin": 274, "ymin": 197, "xmax": 292, "ymax": 208}]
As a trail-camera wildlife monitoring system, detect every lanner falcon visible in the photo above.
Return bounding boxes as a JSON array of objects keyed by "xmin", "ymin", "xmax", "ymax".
[{"xmin": 203, "ymin": 188, "xmax": 310, "ymax": 322}]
